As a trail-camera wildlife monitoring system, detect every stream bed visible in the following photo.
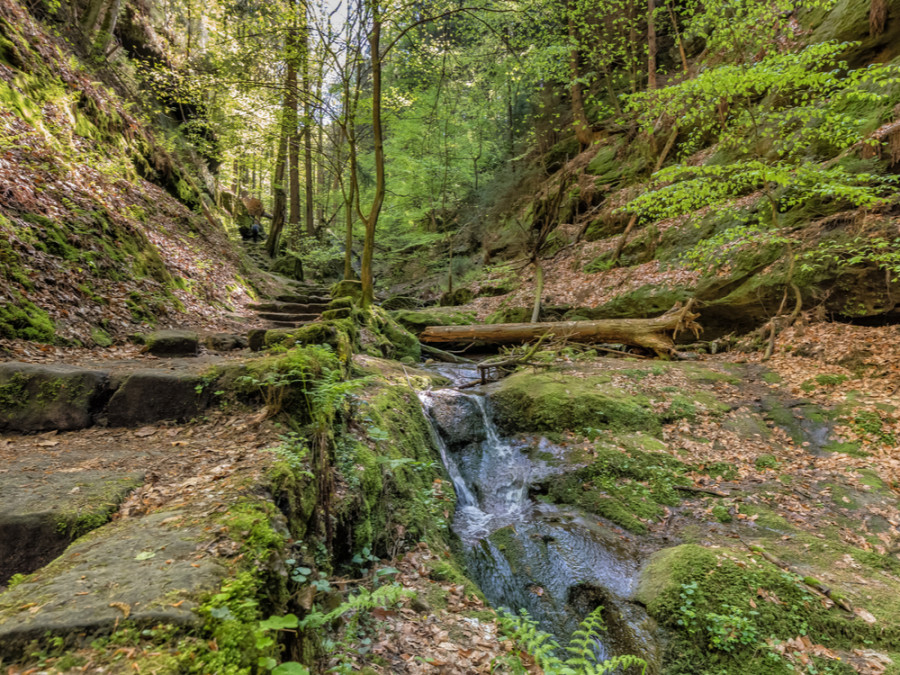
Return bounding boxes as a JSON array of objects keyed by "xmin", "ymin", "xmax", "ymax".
[{"xmin": 418, "ymin": 368, "xmax": 659, "ymax": 664}]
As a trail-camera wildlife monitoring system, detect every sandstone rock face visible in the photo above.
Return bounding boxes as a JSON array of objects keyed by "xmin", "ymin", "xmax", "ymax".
[
  {"xmin": 104, "ymin": 370, "xmax": 210, "ymax": 426},
  {"xmin": 0, "ymin": 509, "xmax": 226, "ymax": 659},
  {"xmin": 0, "ymin": 363, "xmax": 108, "ymax": 433}
]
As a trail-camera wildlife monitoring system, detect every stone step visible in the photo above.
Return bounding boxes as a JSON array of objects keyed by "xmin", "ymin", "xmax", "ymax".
[
  {"xmin": 275, "ymin": 293, "xmax": 330, "ymax": 304},
  {"xmin": 0, "ymin": 362, "xmax": 222, "ymax": 433},
  {"xmin": 266, "ymin": 320, "xmax": 314, "ymax": 328},
  {"xmin": 248, "ymin": 302, "xmax": 329, "ymax": 313},
  {"xmin": 255, "ymin": 312, "xmax": 320, "ymax": 322},
  {"xmin": 0, "ymin": 448, "xmax": 144, "ymax": 583},
  {"xmin": 0, "ymin": 507, "xmax": 227, "ymax": 659}
]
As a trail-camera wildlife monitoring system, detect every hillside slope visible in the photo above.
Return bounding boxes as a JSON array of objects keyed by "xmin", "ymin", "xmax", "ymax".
[{"xmin": 0, "ymin": 0, "xmax": 260, "ymax": 351}]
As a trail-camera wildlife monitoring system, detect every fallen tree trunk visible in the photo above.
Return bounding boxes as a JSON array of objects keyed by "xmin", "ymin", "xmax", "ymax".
[{"xmin": 419, "ymin": 301, "xmax": 701, "ymax": 357}]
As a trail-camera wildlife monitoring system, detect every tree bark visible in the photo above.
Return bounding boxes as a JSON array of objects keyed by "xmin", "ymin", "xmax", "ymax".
[
  {"xmin": 530, "ymin": 261, "xmax": 544, "ymax": 323},
  {"xmin": 567, "ymin": 4, "xmax": 593, "ymax": 148},
  {"xmin": 419, "ymin": 302, "xmax": 702, "ymax": 357},
  {"xmin": 302, "ymin": 15, "xmax": 315, "ymax": 237},
  {"xmin": 267, "ymin": 127, "xmax": 289, "ymax": 257},
  {"xmin": 287, "ymin": 24, "xmax": 301, "ymax": 230},
  {"xmin": 647, "ymin": 0, "xmax": 657, "ymax": 90},
  {"xmin": 360, "ymin": 10, "xmax": 384, "ymax": 308}
]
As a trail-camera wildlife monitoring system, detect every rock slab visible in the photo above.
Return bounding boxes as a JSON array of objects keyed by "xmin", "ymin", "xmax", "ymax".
[
  {"xmin": 0, "ymin": 363, "xmax": 108, "ymax": 432},
  {"xmin": 0, "ymin": 509, "xmax": 225, "ymax": 658}
]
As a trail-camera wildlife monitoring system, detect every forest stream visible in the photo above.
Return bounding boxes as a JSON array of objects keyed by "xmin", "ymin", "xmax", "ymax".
[{"xmin": 419, "ymin": 365, "xmax": 658, "ymax": 665}]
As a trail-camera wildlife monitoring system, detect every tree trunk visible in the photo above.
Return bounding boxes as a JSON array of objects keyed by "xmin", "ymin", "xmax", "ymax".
[
  {"xmin": 267, "ymin": 127, "xmax": 289, "ymax": 257},
  {"xmin": 267, "ymin": 33, "xmax": 296, "ymax": 258},
  {"xmin": 302, "ymin": 16, "xmax": 315, "ymax": 237},
  {"xmin": 647, "ymin": 0, "xmax": 657, "ymax": 90},
  {"xmin": 567, "ymin": 4, "xmax": 592, "ymax": 148},
  {"xmin": 287, "ymin": 25, "xmax": 301, "ymax": 230},
  {"xmin": 360, "ymin": 11, "xmax": 384, "ymax": 308},
  {"xmin": 530, "ymin": 261, "xmax": 543, "ymax": 323},
  {"xmin": 420, "ymin": 302, "xmax": 702, "ymax": 357}
]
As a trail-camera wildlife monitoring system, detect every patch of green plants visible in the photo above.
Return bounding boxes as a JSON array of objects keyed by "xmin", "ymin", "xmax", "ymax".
[
  {"xmin": 644, "ymin": 545, "xmax": 879, "ymax": 675},
  {"xmin": 497, "ymin": 606, "xmax": 648, "ymax": 674},
  {"xmin": 850, "ymin": 410, "xmax": 896, "ymax": 446}
]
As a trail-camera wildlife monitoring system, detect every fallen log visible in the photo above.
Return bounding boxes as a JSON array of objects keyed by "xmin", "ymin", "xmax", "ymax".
[{"xmin": 419, "ymin": 301, "xmax": 702, "ymax": 357}]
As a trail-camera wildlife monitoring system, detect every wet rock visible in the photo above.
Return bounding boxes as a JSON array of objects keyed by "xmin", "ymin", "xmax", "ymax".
[
  {"xmin": 428, "ymin": 390, "xmax": 486, "ymax": 448},
  {"xmin": 143, "ymin": 329, "xmax": 199, "ymax": 357},
  {"xmin": 205, "ymin": 332, "xmax": 247, "ymax": 351},
  {"xmin": 0, "ymin": 509, "xmax": 226, "ymax": 659},
  {"xmin": 0, "ymin": 363, "xmax": 108, "ymax": 432},
  {"xmin": 104, "ymin": 370, "xmax": 210, "ymax": 426}
]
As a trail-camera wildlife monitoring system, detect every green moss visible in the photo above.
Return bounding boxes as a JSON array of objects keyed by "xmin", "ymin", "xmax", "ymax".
[
  {"xmin": 331, "ymin": 279, "xmax": 362, "ymax": 301},
  {"xmin": 489, "ymin": 369, "xmax": 661, "ymax": 435},
  {"xmin": 329, "ymin": 295, "xmax": 355, "ymax": 311},
  {"xmin": 0, "ymin": 371, "xmax": 27, "ymax": 409},
  {"xmin": 392, "ymin": 308, "xmax": 476, "ymax": 333},
  {"xmin": 636, "ymin": 544, "xmax": 892, "ymax": 675},
  {"xmin": 543, "ymin": 445, "xmax": 691, "ymax": 533},
  {"xmin": 711, "ymin": 505, "xmax": 732, "ymax": 523},
  {"xmin": 91, "ymin": 327, "xmax": 112, "ymax": 347},
  {"xmin": 0, "ymin": 295, "xmax": 55, "ymax": 342},
  {"xmin": 754, "ymin": 454, "xmax": 779, "ymax": 471},
  {"xmin": 340, "ymin": 381, "xmax": 450, "ymax": 556}
]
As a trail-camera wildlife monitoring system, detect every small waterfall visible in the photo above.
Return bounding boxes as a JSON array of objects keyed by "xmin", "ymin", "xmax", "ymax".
[{"xmin": 418, "ymin": 377, "xmax": 657, "ymax": 662}]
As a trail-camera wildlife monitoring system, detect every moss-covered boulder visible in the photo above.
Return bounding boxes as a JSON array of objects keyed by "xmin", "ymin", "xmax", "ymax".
[
  {"xmin": 263, "ymin": 321, "xmax": 357, "ymax": 360},
  {"xmin": 338, "ymin": 381, "xmax": 452, "ymax": 554},
  {"xmin": 143, "ymin": 329, "xmax": 199, "ymax": 357},
  {"xmin": 361, "ymin": 307, "xmax": 421, "ymax": 361},
  {"xmin": 328, "ymin": 295, "xmax": 355, "ymax": 311},
  {"xmin": 321, "ymin": 308, "xmax": 351, "ymax": 321},
  {"xmin": 634, "ymin": 542, "xmax": 900, "ymax": 675},
  {"xmin": 486, "ymin": 369, "xmax": 661, "ymax": 435},
  {"xmin": 439, "ymin": 287, "xmax": 474, "ymax": 307},
  {"xmin": 331, "ymin": 279, "xmax": 362, "ymax": 301},
  {"xmin": 391, "ymin": 308, "xmax": 477, "ymax": 334}
]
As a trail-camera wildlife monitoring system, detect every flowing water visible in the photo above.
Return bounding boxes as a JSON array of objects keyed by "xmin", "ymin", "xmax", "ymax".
[{"xmin": 418, "ymin": 373, "xmax": 657, "ymax": 663}]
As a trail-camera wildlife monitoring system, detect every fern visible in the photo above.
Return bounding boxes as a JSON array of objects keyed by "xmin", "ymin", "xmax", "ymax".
[{"xmin": 498, "ymin": 607, "xmax": 648, "ymax": 675}]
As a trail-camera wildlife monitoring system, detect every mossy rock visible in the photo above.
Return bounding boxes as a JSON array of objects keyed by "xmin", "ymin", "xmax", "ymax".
[
  {"xmin": 330, "ymin": 279, "xmax": 362, "ymax": 301},
  {"xmin": 439, "ymin": 287, "xmax": 474, "ymax": 307},
  {"xmin": 337, "ymin": 382, "xmax": 450, "ymax": 555},
  {"xmin": 487, "ymin": 369, "xmax": 660, "ymax": 435},
  {"xmin": 391, "ymin": 308, "xmax": 476, "ymax": 334},
  {"xmin": 263, "ymin": 321, "xmax": 356, "ymax": 355},
  {"xmin": 542, "ymin": 442, "xmax": 690, "ymax": 532},
  {"xmin": 328, "ymin": 296, "xmax": 355, "ymax": 311},
  {"xmin": 0, "ymin": 363, "xmax": 107, "ymax": 432},
  {"xmin": 143, "ymin": 329, "xmax": 199, "ymax": 357},
  {"xmin": 635, "ymin": 543, "xmax": 895, "ymax": 674},
  {"xmin": 485, "ymin": 306, "xmax": 531, "ymax": 324},
  {"xmin": 362, "ymin": 307, "xmax": 421, "ymax": 361},
  {"xmin": 321, "ymin": 308, "xmax": 351, "ymax": 321},
  {"xmin": 269, "ymin": 254, "xmax": 304, "ymax": 281}
]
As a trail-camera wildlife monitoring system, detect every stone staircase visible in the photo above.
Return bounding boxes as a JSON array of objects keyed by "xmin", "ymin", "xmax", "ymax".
[
  {"xmin": 0, "ymin": 355, "xmax": 285, "ymax": 662},
  {"xmin": 241, "ymin": 242, "xmax": 333, "ymax": 330}
]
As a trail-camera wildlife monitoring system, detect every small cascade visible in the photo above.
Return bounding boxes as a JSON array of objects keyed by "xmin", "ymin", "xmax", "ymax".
[{"xmin": 418, "ymin": 378, "xmax": 658, "ymax": 663}]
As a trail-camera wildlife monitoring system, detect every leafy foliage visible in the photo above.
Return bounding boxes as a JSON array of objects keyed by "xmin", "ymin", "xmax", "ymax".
[{"xmin": 497, "ymin": 607, "xmax": 648, "ymax": 675}]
